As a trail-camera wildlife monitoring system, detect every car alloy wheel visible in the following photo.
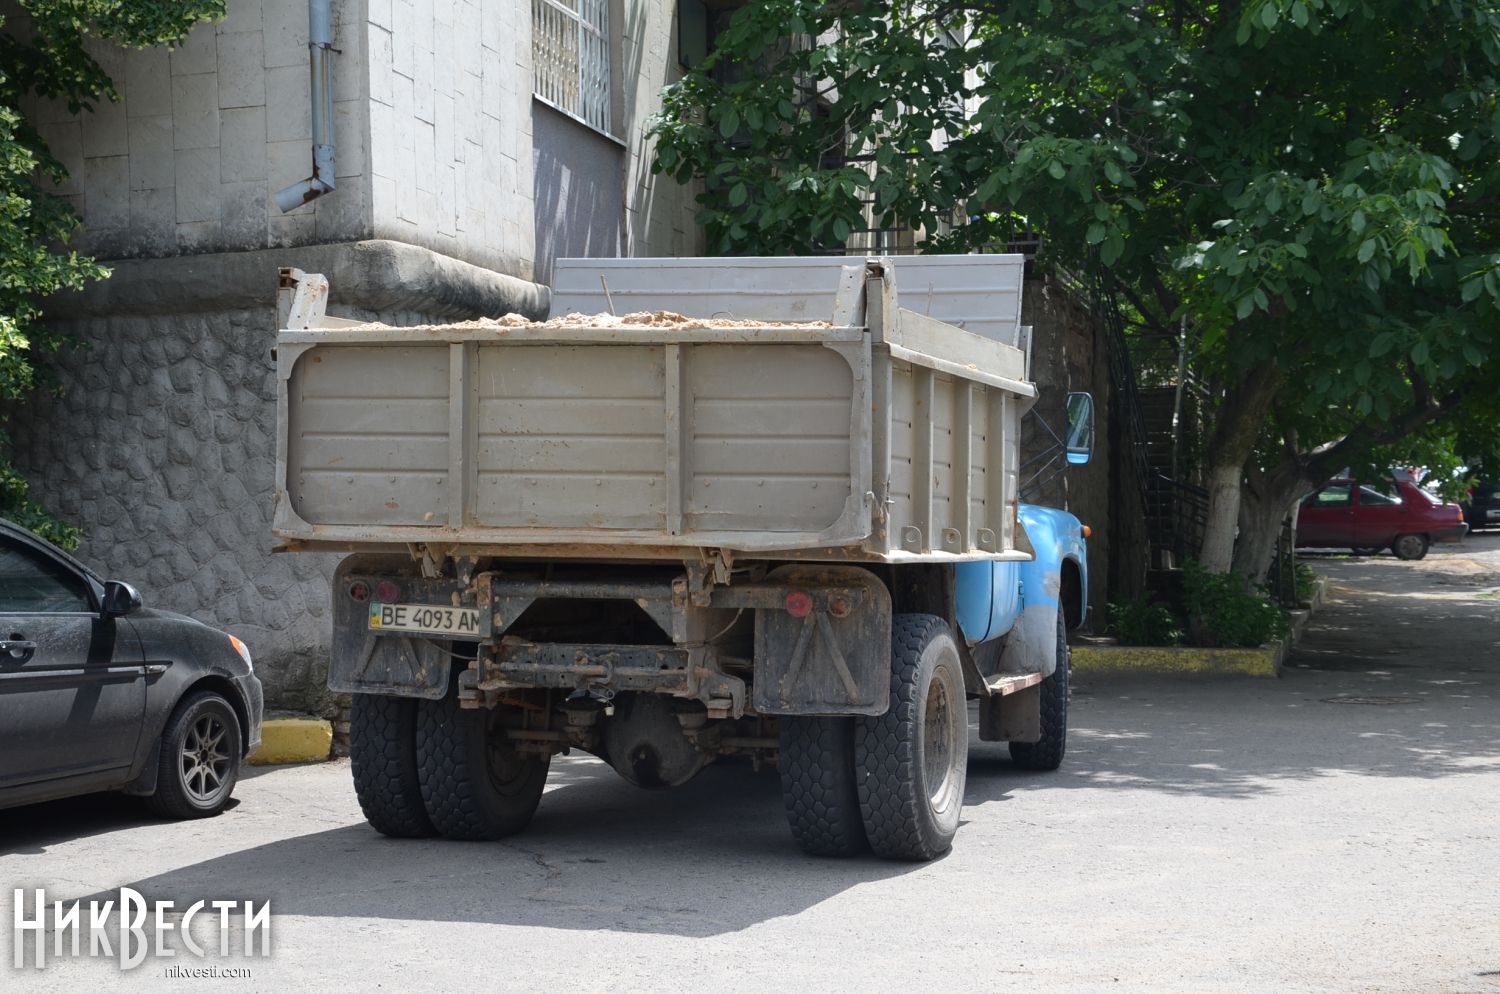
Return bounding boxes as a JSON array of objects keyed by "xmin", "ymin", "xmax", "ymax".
[{"xmin": 179, "ymin": 712, "xmax": 233, "ymax": 806}]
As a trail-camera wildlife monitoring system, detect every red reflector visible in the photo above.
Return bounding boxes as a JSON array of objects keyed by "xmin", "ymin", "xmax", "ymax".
[
  {"xmin": 348, "ymin": 581, "xmax": 370, "ymax": 603},
  {"xmin": 785, "ymin": 591, "xmax": 814, "ymax": 618},
  {"xmin": 375, "ymin": 580, "xmax": 400, "ymax": 603}
]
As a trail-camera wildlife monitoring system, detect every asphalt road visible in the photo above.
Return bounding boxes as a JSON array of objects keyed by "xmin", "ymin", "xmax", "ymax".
[{"xmin": 4, "ymin": 534, "xmax": 1498, "ymax": 993}]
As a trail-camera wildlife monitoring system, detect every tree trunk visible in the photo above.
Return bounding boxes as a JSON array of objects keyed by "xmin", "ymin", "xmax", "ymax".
[
  {"xmin": 1195, "ymin": 358, "xmax": 1282, "ymax": 573},
  {"xmin": 1231, "ymin": 470, "xmax": 1315, "ymax": 582}
]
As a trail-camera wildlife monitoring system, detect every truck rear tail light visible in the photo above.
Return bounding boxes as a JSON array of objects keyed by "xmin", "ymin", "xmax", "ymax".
[
  {"xmin": 348, "ymin": 581, "xmax": 370, "ymax": 602},
  {"xmin": 376, "ymin": 579, "xmax": 401, "ymax": 603},
  {"xmin": 784, "ymin": 591, "xmax": 813, "ymax": 618}
]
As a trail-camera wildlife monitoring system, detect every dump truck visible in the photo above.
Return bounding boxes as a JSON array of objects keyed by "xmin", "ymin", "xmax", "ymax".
[{"xmin": 272, "ymin": 255, "xmax": 1091, "ymax": 860}]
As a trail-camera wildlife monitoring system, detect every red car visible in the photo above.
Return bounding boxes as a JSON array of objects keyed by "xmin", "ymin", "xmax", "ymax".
[{"xmin": 1297, "ymin": 479, "xmax": 1468, "ymax": 560}]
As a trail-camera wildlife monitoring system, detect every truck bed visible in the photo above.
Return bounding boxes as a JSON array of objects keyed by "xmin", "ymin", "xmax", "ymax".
[{"xmin": 273, "ymin": 257, "xmax": 1035, "ymax": 562}]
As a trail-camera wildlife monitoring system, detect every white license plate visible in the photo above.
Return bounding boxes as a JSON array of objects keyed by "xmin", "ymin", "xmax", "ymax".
[{"xmin": 369, "ymin": 602, "xmax": 481, "ymax": 637}]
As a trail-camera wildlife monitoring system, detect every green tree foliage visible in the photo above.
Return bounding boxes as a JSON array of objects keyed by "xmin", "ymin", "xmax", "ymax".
[
  {"xmin": 652, "ymin": 0, "xmax": 1500, "ymax": 577},
  {"xmin": 1, "ymin": 1, "xmax": 223, "ymax": 548}
]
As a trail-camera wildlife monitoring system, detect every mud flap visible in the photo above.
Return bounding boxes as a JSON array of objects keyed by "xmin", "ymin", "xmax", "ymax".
[
  {"xmin": 996, "ymin": 602, "xmax": 1059, "ymax": 678},
  {"xmin": 742, "ymin": 567, "xmax": 892, "ymax": 716},
  {"xmin": 978, "ymin": 685, "xmax": 1041, "ymax": 743}
]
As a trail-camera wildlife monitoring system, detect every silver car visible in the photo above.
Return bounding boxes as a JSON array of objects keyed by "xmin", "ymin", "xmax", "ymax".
[{"xmin": 0, "ymin": 519, "xmax": 263, "ymax": 817}]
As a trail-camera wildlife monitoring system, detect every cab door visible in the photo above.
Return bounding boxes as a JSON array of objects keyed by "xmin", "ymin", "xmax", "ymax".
[{"xmin": 0, "ymin": 535, "xmax": 146, "ymax": 792}]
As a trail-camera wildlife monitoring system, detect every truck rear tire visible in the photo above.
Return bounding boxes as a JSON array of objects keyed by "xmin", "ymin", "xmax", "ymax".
[
  {"xmin": 1008, "ymin": 609, "xmax": 1069, "ymax": 771},
  {"xmin": 350, "ymin": 693, "xmax": 434, "ymax": 838},
  {"xmin": 779, "ymin": 716, "xmax": 868, "ymax": 857},
  {"xmin": 855, "ymin": 614, "xmax": 968, "ymax": 861},
  {"xmin": 416, "ymin": 685, "xmax": 549, "ymax": 841}
]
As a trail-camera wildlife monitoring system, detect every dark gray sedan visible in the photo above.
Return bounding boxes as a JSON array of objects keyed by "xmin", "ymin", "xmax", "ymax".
[{"xmin": 0, "ymin": 519, "xmax": 262, "ymax": 817}]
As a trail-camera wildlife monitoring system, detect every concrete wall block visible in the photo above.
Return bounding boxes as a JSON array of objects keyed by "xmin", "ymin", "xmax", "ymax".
[
  {"xmin": 128, "ymin": 187, "xmax": 176, "ymax": 256},
  {"xmin": 217, "ymin": 0, "xmax": 265, "ymax": 35},
  {"xmin": 313, "ymin": 176, "xmax": 368, "ymax": 242},
  {"xmin": 171, "ymin": 73, "xmax": 221, "ymax": 150},
  {"xmin": 269, "ymin": 210, "xmax": 316, "ymax": 246},
  {"xmin": 333, "ymin": 99, "xmax": 364, "ymax": 178},
  {"xmin": 217, "ymin": 30, "xmax": 267, "ymax": 109},
  {"xmin": 80, "ymin": 97, "xmax": 129, "ymax": 159},
  {"xmin": 413, "ymin": 121, "xmax": 436, "ymax": 193},
  {"xmin": 37, "ymin": 122, "xmax": 84, "ymax": 194},
  {"xmin": 263, "ymin": 0, "xmax": 311, "ymax": 68},
  {"xmin": 392, "ymin": 0, "xmax": 416, "ymax": 77},
  {"xmin": 81, "ymin": 155, "xmax": 130, "ymax": 231},
  {"xmin": 264, "ymin": 64, "xmax": 312, "ymax": 143},
  {"xmin": 220, "ymin": 180, "xmax": 270, "ymax": 248},
  {"xmin": 124, "ymin": 49, "xmax": 173, "ymax": 118},
  {"xmin": 174, "ymin": 147, "xmax": 222, "ymax": 223},
  {"xmin": 127, "ymin": 116, "xmax": 175, "ymax": 191},
  {"xmin": 170, "ymin": 21, "xmax": 219, "ymax": 76},
  {"xmin": 391, "ymin": 75, "xmax": 415, "ymax": 149},
  {"xmin": 220, "ymin": 106, "xmax": 269, "ymax": 182},
  {"xmin": 412, "ymin": 46, "xmax": 435, "ymax": 124},
  {"xmin": 177, "ymin": 219, "xmax": 225, "ymax": 254},
  {"xmin": 367, "ymin": 27, "xmax": 394, "ymax": 105},
  {"xmin": 369, "ymin": 0, "xmax": 394, "ymax": 29},
  {"xmin": 392, "ymin": 143, "xmax": 418, "ymax": 222}
]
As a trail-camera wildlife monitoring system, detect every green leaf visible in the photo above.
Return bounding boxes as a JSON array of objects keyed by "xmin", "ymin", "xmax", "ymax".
[
  {"xmin": 1104, "ymin": 160, "xmax": 1125, "ymax": 184},
  {"xmin": 1047, "ymin": 160, "xmax": 1066, "ymax": 180},
  {"xmin": 1261, "ymin": 3, "xmax": 1280, "ymax": 29},
  {"xmin": 1410, "ymin": 340, "xmax": 1430, "ymax": 366},
  {"xmin": 1357, "ymin": 239, "xmax": 1376, "ymax": 263},
  {"xmin": 728, "ymin": 183, "xmax": 747, "ymax": 207},
  {"xmin": 1368, "ymin": 332, "xmax": 1396, "ymax": 357},
  {"xmin": 1236, "ymin": 295, "xmax": 1255, "ymax": 320},
  {"xmin": 719, "ymin": 108, "xmax": 740, "ymax": 139},
  {"xmin": 1086, "ymin": 222, "xmax": 1106, "ymax": 245}
]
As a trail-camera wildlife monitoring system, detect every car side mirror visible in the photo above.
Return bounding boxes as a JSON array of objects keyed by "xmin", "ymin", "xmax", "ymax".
[
  {"xmin": 102, "ymin": 580, "xmax": 142, "ymax": 618},
  {"xmin": 1065, "ymin": 392, "xmax": 1094, "ymax": 466}
]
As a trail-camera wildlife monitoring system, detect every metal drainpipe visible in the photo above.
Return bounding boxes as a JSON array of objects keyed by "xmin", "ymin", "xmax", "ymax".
[{"xmin": 274, "ymin": 0, "xmax": 335, "ymax": 212}]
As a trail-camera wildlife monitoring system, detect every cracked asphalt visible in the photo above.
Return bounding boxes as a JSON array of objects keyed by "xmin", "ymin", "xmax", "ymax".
[{"xmin": 3, "ymin": 534, "xmax": 1497, "ymax": 993}]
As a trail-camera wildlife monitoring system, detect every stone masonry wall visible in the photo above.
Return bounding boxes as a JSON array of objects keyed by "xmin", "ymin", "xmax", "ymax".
[{"xmin": 9, "ymin": 305, "xmax": 341, "ymax": 711}]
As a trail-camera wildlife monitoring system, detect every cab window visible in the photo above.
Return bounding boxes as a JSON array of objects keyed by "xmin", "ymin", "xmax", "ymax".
[{"xmin": 0, "ymin": 539, "xmax": 93, "ymax": 613}]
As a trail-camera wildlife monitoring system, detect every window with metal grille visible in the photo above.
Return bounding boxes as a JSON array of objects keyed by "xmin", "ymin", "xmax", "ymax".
[{"xmin": 532, "ymin": 0, "xmax": 611, "ymax": 134}]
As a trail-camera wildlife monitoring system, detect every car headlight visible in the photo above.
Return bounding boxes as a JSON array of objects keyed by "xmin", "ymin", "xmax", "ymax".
[{"xmin": 228, "ymin": 634, "xmax": 254, "ymax": 672}]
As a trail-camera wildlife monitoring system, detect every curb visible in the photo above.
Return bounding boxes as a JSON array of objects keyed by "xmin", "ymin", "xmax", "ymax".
[
  {"xmin": 248, "ymin": 718, "xmax": 334, "ymax": 765},
  {"xmin": 1072, "ymin": 575, "xmax": 1327, "ymax": 679}
]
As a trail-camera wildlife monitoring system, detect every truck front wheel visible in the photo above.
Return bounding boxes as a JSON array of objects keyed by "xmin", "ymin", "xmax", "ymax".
[
  {"xmin": 1008, "ymin": 609, "xmax": 1069, "ymax": 771},
  {"xmin": 416, "ymin": 686, "xmax": 549, "ymax": 841},
  {"xmin": 350, "ymin": 693, "xmax": 434, "ymax": 837},
  {"xmin": 779, "ymin": 716, "xmax": 868, "ymax": 857},
  {"xmin": 855, "ymin": 614, "xmax": 968, "ymax": 861}
]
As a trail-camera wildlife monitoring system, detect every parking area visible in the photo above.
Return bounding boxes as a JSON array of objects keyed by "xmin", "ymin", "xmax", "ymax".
[{"xmin": 3, "ymin": 534, "xmax": 1498, "ymax": 994}]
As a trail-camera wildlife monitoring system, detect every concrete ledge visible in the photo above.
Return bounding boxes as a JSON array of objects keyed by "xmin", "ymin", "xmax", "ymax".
[
  {"xmin": 1071, "ymin": 575, "xmax": 1326, "ymax": 679},
  {"xmin": 43, "ymin": 239, "xmax": 549, "ymax": 321},
  {"xmin": 248, "ymin": 718, "xmax": 333, "ymax": 766}
]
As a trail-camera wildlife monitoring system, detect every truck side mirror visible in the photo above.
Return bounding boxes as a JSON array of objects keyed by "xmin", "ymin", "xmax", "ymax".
[{"xmin": 1065, "ymin": 393, "xmax": 1094, "ymax": 466}]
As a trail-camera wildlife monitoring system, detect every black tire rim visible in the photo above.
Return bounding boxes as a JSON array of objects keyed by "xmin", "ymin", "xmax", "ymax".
[
  {"xmin": 921, "ymin": 668, "xmax": 963, "ymax": 813},
  {"xmin": 179, "ymin": 713, "xmax": 232, "ymax": 806}
]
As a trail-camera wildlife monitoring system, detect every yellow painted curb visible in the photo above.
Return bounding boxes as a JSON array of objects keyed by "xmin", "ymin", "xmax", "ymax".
[
  {"xmin": 248, "ymin": 718, "xmax": 333, "ymax": 765},
  {"xmin": 1071, "ymin": 643, "xmax": 1283, "ymax": 678}
]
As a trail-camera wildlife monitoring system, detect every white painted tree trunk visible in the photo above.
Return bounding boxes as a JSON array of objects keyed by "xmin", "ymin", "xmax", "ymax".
[{"xmin": 1198, "ymin": 462, "xmax": 1243, "ymax": 573}]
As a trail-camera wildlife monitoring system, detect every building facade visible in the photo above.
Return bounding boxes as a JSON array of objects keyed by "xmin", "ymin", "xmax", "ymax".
[{"xmin": 9, "ymin": 0, "xmax": 703, "ymax": 709}]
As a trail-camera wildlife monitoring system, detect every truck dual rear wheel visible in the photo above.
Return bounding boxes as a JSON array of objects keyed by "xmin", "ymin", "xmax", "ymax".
[
  {"xmin": 1008, "ymin": 609, "xmax": 1070, "ymax": 771},
  {"xmin": 416, "ymin": 685, "xmax": 550, "ymax": 841},
  {"xmin": 779, "ymin": 716, "xmax": 868, "ymax": 857},
  {"xmin": 349, "ymin": 693, "xmax": 434, "ymax": 838},
  {"xmin": 855, "ymin": 614, "xmax": 968, "ymax": 861}
]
